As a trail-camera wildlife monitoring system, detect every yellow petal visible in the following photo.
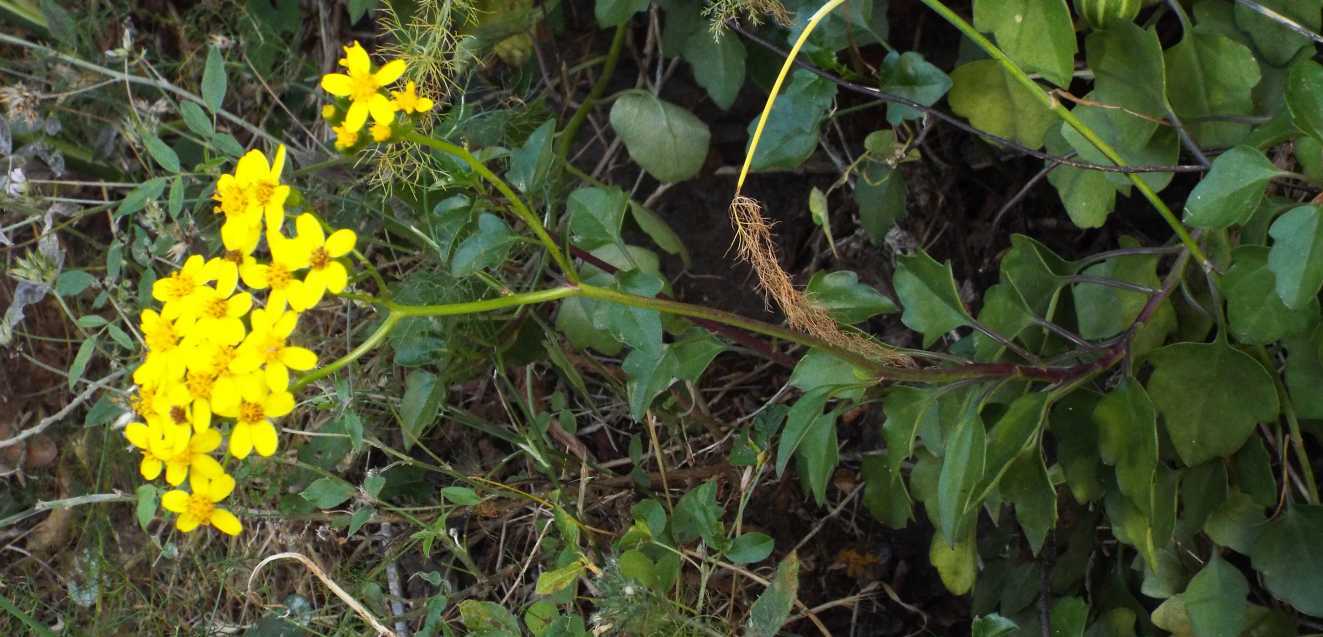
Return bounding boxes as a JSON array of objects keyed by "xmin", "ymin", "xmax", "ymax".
[
  {"xmin": 229, "ymin": 424, "xmax": 253, "ymax": 459},
  {"xmin": 125, "ymin": 422, "xmax": 150, "ymax": 449},
  {"xmin": 252, "ymin": 421, "xmax": 279, "ymax": 457},
  {"xmin": 192, "ymin": 428, "xmax": 222, "ymax": 453},
  {"xmin": 165, "ymin": 461, "xmax": 188, "ymax": 486},
  {"xmin": 324, "ymin": 229, "xmax": 357, "ymax": 257},
  {"xmin": 324, "ymin": 262, "xmax": 349, "ymax": 294},
  {"xmin": 265, "ymin": 390, "xmax": 296, "ymax": 418},
  {"xmin": 193, "ymin": 399, "xmax": 212, "ymax": 432},
  {"xmin": 209, "ymin": 508, "xmax": 243, "ymax": 535},
  {"xmin": 264, "ymin": 201, "xmax": 286, "ymax": 232},
  {"xmin": 341, "ymin": 42, "xmax": 371, "ymax": 75},
  {"xmin": 235, "ymin": 149, "xmax": 270, "ymax": 182},
  {"xmin": 141, "ymin": 456, "xmax": 164, "ymax": 481},
  {"xmin": 416, "ymin": 97, "xmax": 435, "ymax": 113},
  {"xmin": 239, "ymin": 262, "xmax": 269, "ymax": 289},
  {"xmin": 296, "ymin": 214, "xmax": 325, "ymax": 246},
  {"xmin": 192, "ymin": 453, "xmax": 224, "ymax": 477},
  {"xmin": 274, "ymin": 311, "xmax": 299, "ymax": 338},
  {"xmin": 344, "ymin": 101, "xmax": 368, "ymax": 132},
  {"xmin": 368, "ymin": 92, "xmax": 397, "ymax": 125},
  {"xmin": 265, "ymin": 362, "xmax": 290, "ymax": 393},
  {"xmin": 288, "ymin": 278, "xmax": 322, "ymax": 311},
  {"xmin": 279, "ymin": 346, "xmax": 318, "ymax": 371},
  {"xmin": 320, "ymin": 73, "xmax": 353, "ymax": 97},
  {"xmin": 271, "ymin": 145, "xmax": 287, "ymax": 179},
  {"xmin": 227, "ymin": 292, "xmax": 253, "ymax": 318},
  {"xmin": 161, "ymin": 490, "xmax": 190, "ymax": 513},
  {"xmin": 374, "ymin": 59, "xmax": 406, "ymax": 85},
  {"xmin": 207, "ymin": 472, "xmax": 236, "ymax": 501},
  {"xmin": 176, "ymin": 512, "xmax": 201, "ymax": 533}
]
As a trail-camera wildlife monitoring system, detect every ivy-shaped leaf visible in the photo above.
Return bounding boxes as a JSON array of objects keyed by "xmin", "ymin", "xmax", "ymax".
[
  {"xmin": 1094, "ymin": 378, "xmax": 1158, "ymax": 515},
  {"xmin": 937, "ymin": 400, "xmax": 985, "ymax": 545},
  {"xmin": 1222, "ymin": 246, "xmax": 1319, "ymax": 344},
  {"xmin": 878, "ymin": 51, "xmax": 952, "ymax": 125},
  {"xmin": 1233, "ymin": 0, "xmax": 1323, "ymax": 66},
  {"xmin": 1288, "ymin": 60, "xmax": 1323, "ymax": 144},
  {"xmin": 567, "ymin": 186, "xmax": 627, "ymax": 250},
  {"xmin": 683, "ymin": 30, "xmax": 746, "ymax": 111},
  {"xmin": 1183, "ymin": 146, "xmax": 1285, "ymax": 229},
  {"xmin": 1164, "ymin": 31, "xmax": 1260, "ymax": 148},
  {"xmin": 973, "ymin": 0, "xmax": 1077, "ymax": 87},
  {"xmin": 949, "ymin": 60, "xmax": 1055, "ymax": 149},
  {"xmin": 805, "ymin": 270, "xmax": 898, "ymax": 324},
  {"xmin": 894, "ymin": 250, "xmax": 971, "ymax": 347},
  {"xmin": 746, "ymin": 70, "xmax": 836, "ymax": 171},
  {"xmin": 610, "ymin": 91, "xmax": 710, "ymax": 183},
  {"xmin": 1269, "ymin": 204, "xmax": 1323, "ymax": 310},
  {"xmin": 1249, "ymin": 505, "xmax": 1323, "ymax": 617}
]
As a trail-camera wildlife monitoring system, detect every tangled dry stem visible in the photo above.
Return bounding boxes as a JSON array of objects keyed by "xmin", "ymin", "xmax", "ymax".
[{"xmin": 729, "ymin": 195, "xmax": 910, "ymax": 367}]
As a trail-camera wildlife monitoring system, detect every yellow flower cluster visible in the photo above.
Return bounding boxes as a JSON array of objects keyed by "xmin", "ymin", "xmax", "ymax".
[
  {"xmin": 126, "ymin": 145, "xmax": 358, "ymax": 536},
  {"xmin": 320, "ymin": 41, "xmax": 434, "ymax": 150}
]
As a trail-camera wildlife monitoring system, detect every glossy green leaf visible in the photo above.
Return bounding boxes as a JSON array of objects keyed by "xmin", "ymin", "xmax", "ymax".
[
  {"xmin": 970, "ymin": 283, "xmax": 1035, "ymax": 362},
  {"xmin": 597, "ymin": 269, "xmax": 664, "ymax": 354},
  {"xmin": 400, "ymin": 370, "xmax": 446, "ymax": 450},
  {"xmin": 1184, "ymin": 147, "xmax": 1285, "ymax": 228},
  {"xmin": 1072, "ymin": 242, "xmax": 1170, "ymax": 341},
  {"xmin": 726, "ymin": 532, "xmax": 774, "ymax": 564},
  {"xmin": 1222, "ymin": 246, "xmax": 1318, "ymax": 344},
  {"xmin": 508, "ymin": 118, "xmax": 555, "ymax": 194},
  {"xmin": 1288, "ymin": 60, "xmax": 1323, "ymax": 144},
  {"xmin": 977, "ymin": 392, "xmax": 1050, "ymax": 503},
  {"xmin": 1268, "ymin": 204, "xmax": 1323, "ymax": 309},
  {"xmin": 1061, "ymin": 102, "xmax": 1178, "ymax": 193},
  {"xmin": 1087, "ymin": 23, "xmax": 1168, "ymax": 146},
  {"xmin": 1145, "ymin": 341, "xmax": 1278, "ymax": 466},
  {"xmin": 1234, "ymin": 0, "xmax": 1322, "ymax": 66},
  {"xmin": 971, "ymin": 614, "xmax": 1018, "ymax": 637},
  {"xmin": 746, "ymin": 552, "xmax": 799, "ymax": 637},
  {"xmin": 451, "ymin": 213, "xmax": 515, "ymax": 276},
  {"xmin": 595, "ymin": 0, "xmax": 649, "ymax": 27},
  {"xmin": 1204, "ymin": 491, "xmax": 1266, "ymax": 555},
  {"xmin": 1185, "ymin": 556, "xmax": 1249, "ymax": 637},
  {"xmin": 1046, "ymin": 125, "xmax": 1118, "ymax": 228},
  {"xmin": 775, "ymin": 385, "xmax": 835, "ymax": 477},
  {"xmin": 949, "ymin": 60, "xmax": 1055, "ymax": 149},
  {"xmin": 854, "ymin": 160, "xmax": 907, "ymax": 241},
  {"xmin": 201, "ymin": 46, "xmax": 227, "ymax": 113},
  {"xmin": 882, "ymin": 386, "xmax": 943, "ymax": 474},
  {"xmin": 1000, "ymin": 450, "xmax": 1056, "ymax": 554},
  {"xmin": 1250, "ymin": 505, "xmax": 1323, "ymax": 616},
  {"xmin": 683, "ymin": 29, "xmax": 746, "ymax": 110},
  {"xmin": 806, "ymin": 270, "xmax": 898, "ymax": 324},
  {"xmin": 621, "ymin": 346, "xmax": 680, "ymax": 420},
  {"xmin": 878, "ymin": 51, "xmax": 951, "ymax": 125},
  {"xmin": 567, "ymin": 186, "xmax": 627, "ymax": 250},
  {"xmin": 300, "ymin": 476, "xmax": 356, "ymax": 509},
  {"xmin": 1052, "ymin": 597, "xmax": 1089, "ymax": 637},
  {"xmin": 1095, "ymin": 378, "xmax": 1157, "ymax": 514},
  {"xmin": 894, "ymin": 250, "xmax": 971, "ymax": 347},
  {"xmin": 609, "ymin": 91, "xmax": 710, "ymax": 183},
  {"xmin": 973, "ymin": 0, "xmax": 1077, "ymax": 87},
  {"xmin": 937, "ymin": 401, "xmax": 985, "ymax": 545},
  {"xmin": 746, "ymin": 70, "xmax": 836, "ymax": 171},
  {"xmin": 671, "ymin": 480, "xmax": 724, "ymax": 546},
  {"xmin": 1164, "ymin": 31, "xmax": 1260, "ymax": 148},
  {"xmin": 789, "ymin": 348, "xmax": 866, "ymax": 396}
]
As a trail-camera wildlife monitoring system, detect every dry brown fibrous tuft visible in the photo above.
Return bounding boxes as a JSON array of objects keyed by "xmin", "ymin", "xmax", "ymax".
[{"xmin": 729, "ymin": 195, "xmax": 910, "ymax": 366}]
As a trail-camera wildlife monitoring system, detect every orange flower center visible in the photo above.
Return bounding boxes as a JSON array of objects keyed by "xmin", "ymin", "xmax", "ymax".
[
  {"xmin": 187, "ymin": 373, "xmax": 215, "ymax": 399},
  {"xmin": 170, "ymin": 406, "xmax": 188, "ymax": 425},
  {"xmin": 239, "ymin": 401, "xmax": 265, "ymax": 425},
  {"xmin": 213, "ymin": 345, "xmax": 237, "ymax": 372},
  {"xmin": 165, "ymin": 272, "xmax": 196, "ymax": 301},
  {"xmin": 212, "ymin": 183, "xmax": 248, "ymax": 218},
  {"xmin": 253, "ymin": 181, "xmax": 275, "ymax": 206},
  {"xmin": 309, "ymin": 247, "xmax": 330, "ymax": 271},
  {"xmin": 268, "ymin": 263, "xmax": 292, "ymax": 290},
  {"xmin": 349, "ymin": 71, "xmax": 380, "ymax": 102},
  {"xmin": 145, "ymin": 322, "xmax": 179, "ymax": 352},
  {"xmin": 261, "ymin": 336, "xmax": 284, "ymax": 363},
  {"xmin": 186, "ymin": 493, "xmax": 214, "ymax": 522},
  {"xmin": 204, "ymin": 296, "xmax": 229, "ymax": 319},
  {"xmin": 132, "ymin": 389, "xmax": 156, "ymax": 418},
  {"xmin": 225, "ymin": 250, "xmax": 245, "ymax": 265}
]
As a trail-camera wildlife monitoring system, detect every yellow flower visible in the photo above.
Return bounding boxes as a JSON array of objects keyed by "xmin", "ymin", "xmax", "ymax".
[
  {"xmin": 319, "ymin": 41, "xmax": 404, "ymax": 132},
  {"xmin": 162, "ymin": 427, "xmax": 224, "ymax": 486},
  {"xmin": 240, "ymin": 231, "xmax": 310, "ymax": 313},
  {"xmin": 333, "ymin": 123, "xmax": 360, "ymax": 150},
  {"xmin": 212, "ymin": 173, "xmax": 254, "ymax": 224},
  {"xmin": 232, "ymin": 307, "xmax": 318, "ymax": 391},
  {"xmin": 161, "ymin": 472, "xmax": 242, "ymax": 535},
  {"xmin": 321, "ymin": 104, "xmax": 338, "ymax": 120},
  {"xmin": 287, "ymin": 214, "xmax": 356, "ymax": 310},
  {"xmin": 187, "ymin": 286, "xmax": 253, "ymax": 346},
  {"xmin": 391, "ymin": 81, "xmax": 434, "ymax": 114},
  {"xmin": 370, "ymin": 122, "xmax": 392, "ymax": 143},
  {"xmin": 234, "ymin": 146, "xmax": 290, "ymax": 230},
  {"xmin": 124, "ymin": 419, "xmax": 184, "ymax": 482},
  {"xmin": 137, "ymin": 309, "xmax": 189, "ymax": 384},
  {"xmin": 212, "ymin": 375, "xmax": 294, "ymax": 458},
  {"xmin": 130, "ymin": 382, "xmax": 163, "ymax": 422},
  {"xmin": 153, "ymin": 255, "xmax": 214, "ymax": 319}
]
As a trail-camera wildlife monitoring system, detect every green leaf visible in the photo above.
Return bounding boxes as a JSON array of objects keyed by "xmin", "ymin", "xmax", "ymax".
[
  {"xmin": 1086, "ymin": 23, "xmax": 1168, "ymax": 146},
  {"xmin": 38, "ymin": 0, "xmax": 76, "ymax": 49},
  {"xmin": 212, "ymin": 132, "xmax": 245, "ymax": 157},
  {"xmin": 894, "ymin": 250, "xmax": 971, "ymax": 347},
  {"xmin": 929, "ymin": 526, "xmax": 977, "ymax": 595},
  {"xmin": 795, "ymin": 405, "xmax": 840, "ymax": 506},
  {"xmin": 746, "ymin": 70, "xmax": 836, "ymax": 171},
  {"xmin": 971, "ymin": 614, "xmax": 1018, "ymax": 637},
  {"xmin": 458, "ymin": 600, "xmax": 521, "ymax": 636},
  {"xmin": 68, "ymin": 335, "xmax": 96, "ymax": 390},
  {"xmin": 775, "ymin": 386, "xmax": 836, "ymax": 477},
  {"xmin": 726, "ymin": 532, "xmax": 774, "ymax": 564},
  {"xmin": 622, "ymin": 345, "xmax": 680, "ymax": 420},
  {"xmin": 1250, "ymin": 505, "xmax": 1323, "ymax": 616},
  {"xmin": 347, "ymin": 0, "xmax": 376, "ymax": 23},
  {"xmin": 75, "ymin": 315, "xmax": 106, "ymax": 329},
  {"xmin": 441, "ymin": 486, "xmax": 481, "ymax": 506},
  {"xmin": 1072, "ymin": 244, "xmax": 1167, "ymax": 340},
  {"xmin": 746, "ymin": 553, "xmax": 799, "ymax": 637},
  {"xmin": 1204, "ymin": 491, "xmax": 1266, "ymax": 555},
  {"xmin": 877, "ymin": 51, "xmax": 952, "ymax": 125},
  {"xmin": 1145, "ymin": 341, "xmax": 1278, "ymax": 467},
  {"xmin": 1269, "ymin": 204, "xmax": 1323, "ymax": 309},
  {"xmin": 106, "ymin": 324, "xmax": 133, "ymax": 350},
  {"xmin": 805, "ymin": 270, "xmax": 898, "ymax": 324},
  {"xmin": 1000, "ymin": 450, "xmax": 1056, "ymax": 554},
  {"xmin": 135, "ymin": 484, "xmax": 158, "ymax": 532},
  {"xmin": 508, "ymin": 118, "xmax": 555, "ymax": 194},
  {"xmin": 671, "ymin": 480, "xmax": 724, "ymax": 546},
  {"xmin": 1052, "ymin": 597, "xmax": 1090, "ymax": 637},
  {"xmin": 1185, "ymin": 555, "xmax": 1249, "ymax": 637},
  {"xmin": 567, "ymin": 186, "xmax": 627, "ymax": 250},
  {"xmin": 683, "ymin": 30, "xmax": 746, "ymax": 110},
  {"xmin": 167, "ymin": 176, "xmax": 184, "ymax": 218},
  {"xmin": 861, "ymin": 453, "xmax": 913, "ymax": 528},
  {"xmin": 400, "ymin": 370, "xmax": 446, "ymax": 450},
  {"xmin": 201, "ymin": 46, "xmax": 227, "ymax": 114},
  {"xmin": 1234, "ymin": 0, "xmax": 1322, "ymax": 66},
  {"xmin": 628, "ymin": 201, "xmax": 689, "ymax": 266},
  {"xmin": 178, "ymin": 101, "xmax": 214, "ymax": 138},
  {"xmin": 1183, "ymin": 147, "xmax": 1285, "ymax": 228},
  {"xmin": 937, "ymin": 401, "xmax": 985, "ymax": 545},
  {"xmin": 1289, "ymin": 60, "xmax": 1323, "ymax": 145},
  {"xmin": 609, "ymin": 91, "xmax": 710, "ymax": 183},
  {"xmin": 949, "ymin": 59, "xmax": 1055, "ymax": 149},
  {"xmin": 1164, "ymin": 31, "xmax": 1260, "ymax": 148},
  {"xmin": 595, "ymin": 0, "xmax": 649, "ymax": 27},
  {"xmin": 300, "ymin": 477, "xmax": 356, "ymax": 509},
  {"xmin": 1095, "ymin": 378, "xmax": 1158, "ymax": 514},
  {"xmin": 1222, "ymin": 246, "xmax": 1318, "ymax": 344},
  {"xmin": 116, "ymin": 177, "xmax": 167, "ymax": 217},
  {"xmin": 1286, "ymin": 325, "xmax": 1323, "ymax": 418},
  {"xmin": 973, "ymin": 0, "xmax": 1077, "ymax": 87},
  {"xmin": 451, "ymin": 213, "xmax": 515, "ymax": 276},
  {"xmin": 970, "ymin": 284, "xmax": 1036, "ymax": 362},
  {"xmin": 1046, "ymin": 125, "xmax": 1118, "ymax": 228},
  {"xmin": 56, "ymin": 270, "xmax": 96, "ymax": 296},
  {"xmin": 597, "ymin": 269, "xmax": 664, "ymax": 354},
  {"xmin": 882, "ymin": 386, "xmax": 942, "ymax": 474},
  {"xmin": 1051, "ymin": 390, "xmax": 1105, "ymax": 503},
  {"xmin": 535, "ymin": 559, "xmax": 585, "ymax": 596},
  {"xmin": 347, "ymin": 506, "xmax": 373, "ymax": 536},
  {"xmin": 143, "ymin": 134, "xmax": 180, "ymax": 173},
  {"xmin": 362, "ymin": 474, "xmax": 384, "ymax": 498},
  {"xmin": 1061, "ymin": 102, "xmax": 1178, "ymax": 193},
  {"xmin": 854, "ymin": 160, "xmax": 907, "ymax": 241}
]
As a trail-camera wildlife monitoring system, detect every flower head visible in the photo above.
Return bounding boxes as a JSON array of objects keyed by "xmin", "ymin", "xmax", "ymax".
[
  {"xmin": 390, "ymin": 81, "xmax": 434, "ymax": 114},
  {"xmin": 319, "ymin": 42, "xmax": 404, "ymax": 132},
  {"xmin": 212, "ymin": 375, "xmax": 294, "ymax": 458},
  {"xmin": 239, "ymin": 231, "xmax": 310, "ymax": 313},
  {"xmin": 153, "ymin": 255, "xmax": 215, "ymax": 319},
  {"xmin": 161, "ymin": 472, "xmax": 242, "ymax": 535},
  {"xmin": 234, "ymin": 146, "xmax": 290, "ymax": 230},
  {"xmin": 370, "ymin": 122, "xmax": 392, "ymax": 143},
  {"xmin": 232, "ymin": 307, "xmax": 318, "ymax": 391},
  {"xmin": 285, "ymin": 214, "xmax": 356, "ymax": 310},
  {"xmin": 124, "ymin": 419, "xmax": 185, "ymax": 482}
]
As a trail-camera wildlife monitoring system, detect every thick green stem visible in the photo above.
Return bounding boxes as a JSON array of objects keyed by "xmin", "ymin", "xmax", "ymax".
[
  {"xmin": 557, "ymin": 23, "xmax": 628, "ymax": 162},
  {"xmin": 916, "ymin": 0, "xmax": 1211, "ymax": 271},
  {"xmin": 402, "ymin": 130, "xmax": 578, "ymax": 282}
]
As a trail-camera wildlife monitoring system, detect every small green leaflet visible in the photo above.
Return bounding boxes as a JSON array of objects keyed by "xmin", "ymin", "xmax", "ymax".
[
  {"xmin": 1183, "ymin": 146, "xmax": 1284, "ymax": 229},
  {"xmin": 1268, "ymin": 205, "xmax": 1323, "ymax": 309},
  {"xmin": 972, "ymin": 0, "xmax": 1077, "ymax": 87},
  {"xmin": 201, "ymin": 46, "xmax": 227, "ymax": 113},
  {"xmin": 894, "ymin": 250, "xmax": 970, "ymax": 347}
]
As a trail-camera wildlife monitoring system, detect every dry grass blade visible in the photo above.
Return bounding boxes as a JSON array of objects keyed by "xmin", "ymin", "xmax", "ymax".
[{"xmin": 247, "ymin": 551, "xmax": 397, "ymax": 636}]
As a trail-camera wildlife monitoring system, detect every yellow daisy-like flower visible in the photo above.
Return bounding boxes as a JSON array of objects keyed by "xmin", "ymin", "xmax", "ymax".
[
  {"xmin": 390, "ymin": 81, "xmax": 434, "ymax": 114},
  {"xmin": 333, "ymin": 123, "xmax": 360, "ymax": 151},
  {"xmin": 212, "ymin": 375, "xmax": 294, "ymax": 459},
  {"xmin": 161, "ymin": 427, "xmax": 224, "ymax": 486},
  {"xmin": 321, "ymin": 104, "xmax": 338, "ymax": 120},
  {"xmin": 319, "ymin": 41, "xmax": 404, "ymax": 132},
  {"xmin": 240, "ymin": 232, "xmax": 310, "ymax": 313},
  {"xmin": 153, "ymin": 255, "xmax": 215, "ymax": 319},
  {"xmin": 286, "ymin": 214, "xmax": 356, "ymax": 311},
  {"xmin": 212, "ymin": 173, "xmax": 256, "ymax": 225},
  {"xmin": 129, "ymin": 382, "xmax": 163, "ymax": 422},
  {"xmin": 234, "ymin": 146, "xmax": 290, "ymax": 230},
  {"xmin": 232, "ymin": 307, "xmax": 318, "ymax": 391},
  {"xmin": 161, "ymin": 472, "xmax": 242, "ymax": 535},
  {"xmin": 370, "ymin": 122, "xmax": 392, "ymax": 143},
  {"xmin": 123, "ymin": 419, "xmax": 185, "ymax": 482},
  {"xmin": 187, "ymin": 286, "xmax": 253, "ymax": 346},
  {"xmin": 137, "ymin": 310, "xmax": 189, "ymax": 384}
]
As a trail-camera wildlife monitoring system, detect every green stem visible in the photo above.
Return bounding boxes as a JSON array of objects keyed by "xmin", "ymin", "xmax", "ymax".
[
  {"xmin": 1253, "ymin": 346, "xmax": 1320, "ymax": 504},
  {"xmin": 557, "ymin": 23, "xmax": 628, "ymax": 162},
  {"xmin": 402, "ymin": 130, "xmax": 577, "ymax": 282},
  {"xmin": 916, "ymin": 0, "xmax": 1211, "ymax": 271}
]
